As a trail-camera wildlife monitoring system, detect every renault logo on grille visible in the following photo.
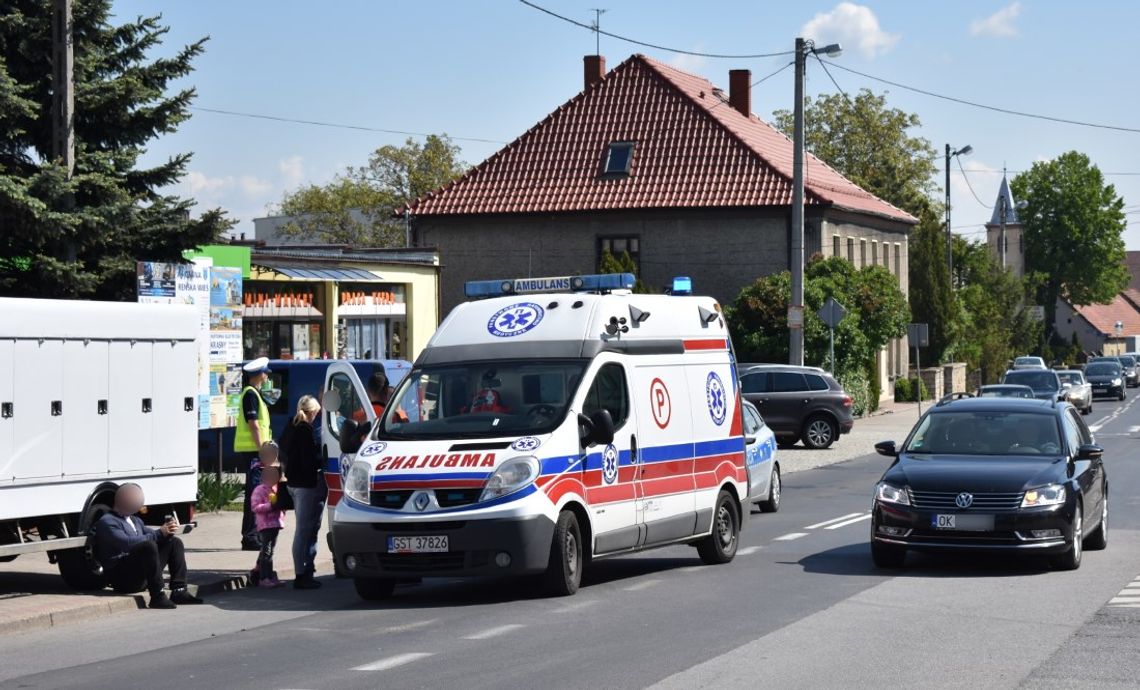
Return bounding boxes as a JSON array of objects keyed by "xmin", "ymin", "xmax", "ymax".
[
  {"xmin": 955, "ymin": 492, "xmax": 974, "ymax": 509},
  {"xmin": 413, "ymin": 492, "xmax": 431, "ymax": 512}
]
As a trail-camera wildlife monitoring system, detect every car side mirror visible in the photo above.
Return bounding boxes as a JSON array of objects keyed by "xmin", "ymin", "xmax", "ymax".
[
  {"xmin": 1076, "ymin": 443, "xmax": 1103, "ymax": 461},
  {"xmin": 580, "ymin": 409, "xmax": 615, "ymax": 447},
  {"xmin": 874, "ymin": 440, "xmax": 898, "ymax": 457}
]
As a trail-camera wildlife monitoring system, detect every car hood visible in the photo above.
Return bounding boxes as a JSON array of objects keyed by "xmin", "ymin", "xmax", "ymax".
[
  {"xmin": 1086, "ymin": 374, "xmax": 1120, "ymax": 383},
  {"xmin": 885, "ymin": 454, "xmax": 1065, "ymax": 493},
  {"xmin": 356, "ymin": 434, "xmax": 552, "ymax": 481}
]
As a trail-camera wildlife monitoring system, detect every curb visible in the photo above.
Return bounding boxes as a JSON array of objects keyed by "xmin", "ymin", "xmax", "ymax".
[{"xmin": 2, "ymin": 594, "xmax": 145, "ymax": 635}]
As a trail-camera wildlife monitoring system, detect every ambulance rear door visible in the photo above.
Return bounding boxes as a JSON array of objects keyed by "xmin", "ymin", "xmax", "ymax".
[{"xmin": 322, "ymin": 361, "xmax": 374, "ymax": 507}]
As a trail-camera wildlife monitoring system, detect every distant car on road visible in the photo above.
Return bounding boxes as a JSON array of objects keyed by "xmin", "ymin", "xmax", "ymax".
[
  {"xmin": 1088, "ymin": 356, "xmax": 1139, "ymax": 387},
  {"xmin": 739, "ymin": 364, "xmax": 854, "ymax": 450},
  {"xmin": 1000, "ymin": 369, "xmax": 1065, "ymax": 402},
  {"xmin": 1056, "ymin": 370, "xmax": 1093, "ymax": 415},
  {"xmin": 870, "ymin": 397, "xmax": 1107, "ymax": 571},
  {"xmin": 1084, "ymin": 361, "xmax": 1126, "ymax": 401},
  {"xmin": 976, "ymin": 384, "xmax": 1035, "ymax": 399},
  {"xmin": 742, "ymin": 401, "xmax": 780, "ymax": 513},
  {"xmin": 1011, "ymin": 356, "xmax": 1047, "ymax": 370}
]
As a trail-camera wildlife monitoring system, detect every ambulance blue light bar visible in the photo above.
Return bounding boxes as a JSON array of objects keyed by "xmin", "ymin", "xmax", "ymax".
[
  {"xmin": 464, "ymin": 273, "xmax": 635, "ymax": 298},
  {"xmin": 671, "ymin": 276, "xmax": 693, "ymax": 295}
]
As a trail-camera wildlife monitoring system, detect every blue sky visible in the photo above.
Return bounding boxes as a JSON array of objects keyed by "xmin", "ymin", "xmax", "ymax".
[{"xmin": 111, "ymin": 0, "xmax": 1140, "ymax": 247}]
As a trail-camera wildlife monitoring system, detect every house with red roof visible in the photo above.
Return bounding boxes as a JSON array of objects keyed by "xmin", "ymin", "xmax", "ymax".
[
  {"xmin": 1055, "ymin": 290, "xmax": 1140, "ymax": 355},
  {"xmin": 405, "ymin": 54, "xmax": 918, "ymax": 378}
]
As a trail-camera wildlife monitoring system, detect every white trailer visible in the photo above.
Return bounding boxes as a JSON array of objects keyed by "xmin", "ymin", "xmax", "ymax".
[{"xmin": 0, "ymin": 297, "xmax": 199, "ymax": 589}]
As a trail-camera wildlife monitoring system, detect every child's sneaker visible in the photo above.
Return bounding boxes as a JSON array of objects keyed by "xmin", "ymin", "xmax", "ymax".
[{"xmin": 258, "ymin": 577, "xmax": 279, "ymax": 589}]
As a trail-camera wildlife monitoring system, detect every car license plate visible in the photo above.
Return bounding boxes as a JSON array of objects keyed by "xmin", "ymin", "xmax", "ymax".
[
  {"xmin": 931, "ymin": 514, "xmax": 994, "ymax": 531},
  {"xmin": 387, "ymin": 535, "xmax": 448, "ymax": 553}
]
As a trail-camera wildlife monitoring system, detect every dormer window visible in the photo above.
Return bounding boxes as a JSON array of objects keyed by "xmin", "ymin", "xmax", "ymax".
[{"xmin": 602, "ymin": 141, "xmax": 635, "ymax": 177}]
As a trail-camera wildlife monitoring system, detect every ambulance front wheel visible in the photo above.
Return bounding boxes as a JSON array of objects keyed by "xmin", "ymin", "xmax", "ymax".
[
  {"xmin": 353, "ymin": 577, "xmax": 396, "ymax": 601},
  {"xmin": 697, "ymin": 490, "xmax": 740, "ymax": 565},
  {"xmin": 544, "ymin": 510, "xmax": 583, "ymax": 596}
]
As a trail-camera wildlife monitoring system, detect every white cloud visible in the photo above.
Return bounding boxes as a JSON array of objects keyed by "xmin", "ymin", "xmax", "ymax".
[
  {"xmin": 279, "ymin": 155, "xmax": 305, "ymax": 189},
  {"xmin": 970, "ymin": 2, "xmax": 1022, "ymax": 38},
  {"xmin": 801, "ymin": 3, "xmax": 899, "ymax": 59},
  {"xmin": 239, "ymin": 175, "xmax": 273, "ymax": 197},
  {"xmin": 668, "ymin": 51, "xmax": 709, "ymax": 76},
  {"xmin": 186, "ymin": 171, "xmax": 230, "ymax": 196}
]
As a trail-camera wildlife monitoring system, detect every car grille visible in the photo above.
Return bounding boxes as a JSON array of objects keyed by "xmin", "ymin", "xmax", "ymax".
[
  {"xmin": 371, "ymin": 490, "xmax": 413, "ymax": 509},
  {"xmin": 907, "ymin": 490, "xmax": 1024, "ymax": 512},
  {"xmin": 435, "ymin": 488, "xmax": 483, "ymax": 508}
]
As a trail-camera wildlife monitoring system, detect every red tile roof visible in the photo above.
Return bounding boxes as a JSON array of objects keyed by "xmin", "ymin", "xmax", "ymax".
[
  {"xmin": 1072, "ymin": 293, "xmax": 1140, "ymax": 336},
  {"xmin": 407, "ymin": 54, "xmax": 917, "ymax": 224}
]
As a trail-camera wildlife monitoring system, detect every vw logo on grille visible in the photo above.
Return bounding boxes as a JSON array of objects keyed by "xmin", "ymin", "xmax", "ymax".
[
  {"xmin": 955, "ymin": 492, "xmax": 974, "ymax": 509},
  {"xmin": 413, "ymin": 492, "xmax": 431, "ymax": 512}
]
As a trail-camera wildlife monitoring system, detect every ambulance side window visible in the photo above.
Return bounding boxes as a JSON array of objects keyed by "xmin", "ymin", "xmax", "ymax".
[
  {"xmin": 582, "ymin": 363, "xmax": 630, "ymax": 430},
  {"xmin": 326, "ymin": 372, "xmax": 366, "ymax": 440}
]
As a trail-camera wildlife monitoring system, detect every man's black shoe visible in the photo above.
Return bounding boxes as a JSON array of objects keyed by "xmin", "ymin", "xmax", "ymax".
[
  {"xmin": 149, "ymin": 594, "xmax": 177, "ymax": 609},
  {"xmin": 293, "ymin": 577, "xmax": 322, "ymax": 590},
  {"xmin": 170, "ymin": 588, "xmax": 203, "ymax": 605}
]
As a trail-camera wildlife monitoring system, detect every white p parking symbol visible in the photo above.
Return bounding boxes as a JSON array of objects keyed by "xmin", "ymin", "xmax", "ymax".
[{"xmin": 650, "ymin": 378, "xmax": 671, "ymax": 429}]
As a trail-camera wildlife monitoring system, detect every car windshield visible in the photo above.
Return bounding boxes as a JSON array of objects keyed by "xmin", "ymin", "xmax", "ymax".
[
  {"xmin": 1118, "ymin": 357, "xmax": 1136, "ymax": 368},
  {"xmin": 1003, "ymin": 371, "xmax": 1058, "ymax": 391},
  {"xmin": 905, "ymin": 411, "xmax": 1062, "ymax": 456},
  {"xmin": 1086, "ymin": 363, "xmax": 1121, "ymax": 376},
  {"xmin": 1057, "ymin": 372, "xmax": 1082, "ymax": 385},
  {"xmin": 979, "ymin": 387, "xmax": 1030, "ymax": 398},
  {"xmin": 376, "ymin": 359, "xmax": 587, "ymax": 439},
  {"xmin": 1015, "ymin": 357, "xmax": 1042, "ymax": 366}
]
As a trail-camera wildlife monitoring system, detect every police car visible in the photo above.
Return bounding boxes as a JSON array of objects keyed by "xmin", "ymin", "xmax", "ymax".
[{"xmin": 323, "ymin": 274, "xmax": 750, "ymax": 599}]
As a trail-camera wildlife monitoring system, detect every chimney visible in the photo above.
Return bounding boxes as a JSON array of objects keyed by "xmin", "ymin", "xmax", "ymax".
[
  {"xmin": 584, "ymin": 55, "xmax": 606, "ymax": 89},
  {"xmin": 728, "ymin": 69, "xmax": 751, "ymax": 117}
]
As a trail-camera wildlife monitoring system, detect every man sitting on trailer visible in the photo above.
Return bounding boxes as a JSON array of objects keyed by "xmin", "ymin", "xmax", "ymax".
[{"xmin": 93, "ymin": 483, "xmax": 203, "ymax": 609}]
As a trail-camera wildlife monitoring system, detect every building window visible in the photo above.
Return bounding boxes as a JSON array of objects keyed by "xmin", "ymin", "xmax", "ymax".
[
  {"xmin": 860, "ymin": 239, "xmax": 867, "ymax": 267},
  {"xmin": 833, "ymin": 235, "xmax": 841, "ymax": 257},
  {"xmin": 602, "ymin": 142, "xmax": 635, "ymax": 176},
  {"xmin": 894, "ymin": 244, "xmax": 901, "ymax": 277},
  {"xmin": 884, "ymin": 243, "xmax": 890, "ymax": 273},
  {"xmin": 871, "ymin": 241, "xmax": 878, "ymax": 266},
  {"xmin": 847, "ymin": 238, "xmax": 855, "ymax": 263},
  {"xmin": 598, "ymin": 236, "xmax": 641, "ymax": 271}
]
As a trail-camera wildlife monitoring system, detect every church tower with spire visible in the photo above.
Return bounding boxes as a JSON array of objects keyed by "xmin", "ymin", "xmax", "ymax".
[{"xmin": 985, "ymin": 173, "xmax": 1026, "ymax": 278}]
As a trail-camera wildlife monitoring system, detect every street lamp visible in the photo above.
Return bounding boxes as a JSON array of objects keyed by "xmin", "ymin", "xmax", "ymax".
[
  {"xmin": 790, "ymin": 38, "xmax": 842, "ymax": 366},
  {"xmin": 944, "ymin": 144, "xmax": 972, "ymax": 284}
]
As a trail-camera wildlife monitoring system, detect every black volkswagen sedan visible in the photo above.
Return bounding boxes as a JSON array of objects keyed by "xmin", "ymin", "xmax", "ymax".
[{"xmin": 870, "ymin": 397, "xmax": 1107, "ymax": 570}]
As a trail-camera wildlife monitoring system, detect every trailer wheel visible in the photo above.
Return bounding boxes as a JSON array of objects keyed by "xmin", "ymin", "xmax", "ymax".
[{"xmin": 57, "ymin": 548, "xmax": 107, "ymax": 591}]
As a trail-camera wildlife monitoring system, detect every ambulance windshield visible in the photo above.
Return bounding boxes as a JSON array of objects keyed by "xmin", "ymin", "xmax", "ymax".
[{"xmin": 377, "ymin": 360, "xmax": 588, "ymax": 439}]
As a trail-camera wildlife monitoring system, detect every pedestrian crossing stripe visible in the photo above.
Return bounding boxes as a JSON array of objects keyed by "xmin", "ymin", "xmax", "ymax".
[{"xmin": 1107, "ymin": 576, "xmax": 1140, "ymax": 607}]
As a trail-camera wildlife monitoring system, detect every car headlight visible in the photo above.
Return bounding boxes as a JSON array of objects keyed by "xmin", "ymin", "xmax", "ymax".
[
  {"xmin": 344, "ymin": 459, "xmax": 372, "ymax": 505},
  {"xmin": 875, "ymin": 482, "xmax": 910, "ymax": 506},
  {"xmin": 1113, "ymin": 378, "xmax": 1123, "ymax": 386},
  {"xmin": 480, "ymin": 456, "xmax": 540, "ymax": 502},
  {"xmin": 1022, "ymin": 484, "xmax": 1066, "ymax": 508}
]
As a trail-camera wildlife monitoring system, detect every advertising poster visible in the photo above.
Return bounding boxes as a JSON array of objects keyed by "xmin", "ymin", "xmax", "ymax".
[
  {"xmin": 136, "ymin": 262, "xmax": 177, "ymax": 298},
  {"xmin": 292, "ymin": 324, "xmax": 311, "ymax": 361}
]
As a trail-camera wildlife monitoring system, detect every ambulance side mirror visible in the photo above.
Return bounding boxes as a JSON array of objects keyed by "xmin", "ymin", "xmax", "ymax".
[{"xmin": 579, "ymin": 410, "xmax": 615, "ymax": 447}]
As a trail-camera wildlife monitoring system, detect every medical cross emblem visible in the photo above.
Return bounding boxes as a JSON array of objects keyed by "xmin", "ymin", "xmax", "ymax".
[
  {"xmin": 602, "ymin": 444, "xmax": 619, "ymax": 485},
  {"xmin": 487, "ymin": 302, "xmax": 544, "ymax": 338},
  {"xmin": 706, "ymin": 372, "xmax": 727, "ymax": 426}
]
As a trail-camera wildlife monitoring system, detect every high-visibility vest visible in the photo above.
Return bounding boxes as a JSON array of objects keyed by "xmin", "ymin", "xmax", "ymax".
[{"xmin": 234, "ymin": 386, "xmax": 271, "ymax": 452}]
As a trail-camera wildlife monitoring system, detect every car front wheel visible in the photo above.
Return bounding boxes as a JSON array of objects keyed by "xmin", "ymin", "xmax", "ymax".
[
  {"xmin": 759, "ymin": 466, "xmax": 781, "ymax": 513},
  {"xmin": 1052, "ymin": 502, "xmax": 1084, "ymax": 571}
]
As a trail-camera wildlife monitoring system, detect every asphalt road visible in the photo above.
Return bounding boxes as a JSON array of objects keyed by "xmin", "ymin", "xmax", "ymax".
[{"xmin": 4, "ymin": 396, "xmax": 1140, "ymax": 689}]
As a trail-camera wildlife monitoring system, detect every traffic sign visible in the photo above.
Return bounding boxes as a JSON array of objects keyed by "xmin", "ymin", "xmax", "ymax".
[
  {"xmin": 907, "ymin": 323, "xmax": 929, "ymax": 347},
  {"xmin": 818, "ymin": 297, "xmax": 848, "ymax": 329}
]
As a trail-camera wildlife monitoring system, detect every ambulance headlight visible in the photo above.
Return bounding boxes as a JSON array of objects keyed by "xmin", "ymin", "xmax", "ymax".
[
  {"xmin": 344, "ymin": 460, "xmax": 372, "ymax": 505},
  {"xmin": 480, "ymin": 456, "xmax": 540, "ymax": 502}
]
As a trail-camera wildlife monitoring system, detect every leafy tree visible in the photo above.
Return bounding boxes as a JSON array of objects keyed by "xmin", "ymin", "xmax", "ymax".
[
  {"xmin": 275, "ymin": 135, "xmax": 465, "ymax": 246},
  {"xmin": 907, "ymin": 207, "xmax": 960, "ymax": 364},
  {"xmin": 597, "ymin": 248, "xmax": 652, "ymax": 294},
  {"xmin": 598, "ymin": 248, "xmax": 624, "ymax": 274},
  {"xmin": 0, "ymin": 1, "xmax": 231, "ymax": 300},
  {"xmin": 772, "ymin": 89, "xmax": 938, "ymax": 218},
  {"xmin": 1011, "ymin": 151, "xmax": 1129, "ymax": 333}
]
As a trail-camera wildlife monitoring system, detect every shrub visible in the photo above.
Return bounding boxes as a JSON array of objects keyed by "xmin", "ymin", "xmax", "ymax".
[
  {"xmin": 196, "ymin": 473, "xmax": 245, "ymax": 512},
  {"xmin": 894, "ymin": 377, "xmax": 930, "ymax": 402},
  {"xmin": 837, "ymin": 368, "xmax": 871, "ymax": 417}
]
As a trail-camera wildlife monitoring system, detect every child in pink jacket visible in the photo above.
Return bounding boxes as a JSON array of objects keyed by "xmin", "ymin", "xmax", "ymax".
[{"xmin": 251, "ymin": 464, "xmax": 286, "ymax": 588}]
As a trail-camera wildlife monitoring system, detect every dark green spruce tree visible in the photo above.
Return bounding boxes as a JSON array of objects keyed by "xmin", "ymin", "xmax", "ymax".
[{"xmin": 0, "ymin": 1, "xmax": 231, "ymax": 300}]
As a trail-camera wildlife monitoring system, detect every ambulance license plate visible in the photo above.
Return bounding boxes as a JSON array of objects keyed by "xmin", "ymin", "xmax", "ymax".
[
  {"xmin": 931, "ymin": 514, "xmax": 994, "ymax": 531},
  {"xmin": 388, "ymin": 535, "xmax": 448, "ymax": 553}
]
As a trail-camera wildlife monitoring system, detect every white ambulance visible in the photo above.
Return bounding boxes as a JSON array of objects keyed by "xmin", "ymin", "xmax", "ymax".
[{"xmin": 323, "ymin": 274, "xmax": 749, "ymax": 599}]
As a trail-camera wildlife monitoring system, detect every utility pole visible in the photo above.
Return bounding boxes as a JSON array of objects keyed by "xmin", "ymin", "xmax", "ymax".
[
  {"xmin": 53, "ymin": 0, "xmax": 76, "ymax": 262},
  {"xmin": 789, "ymin": 37, "xmax": 807, "ymax": 366},
  {"xmin": 944, "ymin": 143, "xmax": 952, "ymax": 285}
]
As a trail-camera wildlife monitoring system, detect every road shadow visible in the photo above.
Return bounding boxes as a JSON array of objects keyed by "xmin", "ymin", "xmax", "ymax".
[{"xmin": 784, "ymin": 542, "xmax": 1054, "ymax": 579}]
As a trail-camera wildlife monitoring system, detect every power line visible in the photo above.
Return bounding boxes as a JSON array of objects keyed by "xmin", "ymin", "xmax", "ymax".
[
  {"xmin": 955, "ymin": 157, "xmax": 993, "ymax": 209},
  {"xmin": 188, "ymin": 107, "xmax": 508, "ymax": 145},
  {"xmin": 813, "ymin": 54, "xmax": 852, "ymax": 103},
  {"xmin": 828, "ymin": 62, "xmax": 1140, "ymax": 134},
  {"xmin": 518, "ymin": 0, "xmax": 793, "ymax": 59}
]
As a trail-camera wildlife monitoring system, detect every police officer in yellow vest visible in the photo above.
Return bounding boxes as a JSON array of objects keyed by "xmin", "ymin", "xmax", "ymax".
[{"xmin": 237, "ymin": 357, "xmax": 273, "ymax": 550}]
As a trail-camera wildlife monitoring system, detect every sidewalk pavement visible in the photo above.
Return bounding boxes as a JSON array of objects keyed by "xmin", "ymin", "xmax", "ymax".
[
  {"xmin": 0, "ymin": 511, "xmax": 333, "ymax": 635},
  {"xmin": 0, "ymin": 402, "xmax": 923, "ymax": 636}
]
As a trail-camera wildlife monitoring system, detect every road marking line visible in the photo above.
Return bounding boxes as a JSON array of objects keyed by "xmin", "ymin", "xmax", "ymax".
[
  {"xmin": 379, "ymin": 619, "xmax": 438, "ymax": 634},
  {"xmin": 463, "ymin": 624, "xmax": 525, "ymax": 640},
  {"xmin": 552, "ymin": 599, "xmax": 599, "ymax": 613},
  {"xmin": 622, "ymin": 578, "xmax": 662, "ymax": 592},
  {"xmin": 824, "ymin": 513, "xmax": 873, "ymax": 530},
  {"xmin": 737, "ymin": 545, "xmax": 762, "ymax": 556},
  {"xmin": 774, "ymin": 532, "xmax": 809, "ymax": 541},
  {"xmin": 805, "ymin": 513, "xmax": 864, "ymax": 530},
  {"xmin": 676, "ymin": 565, "xmax": 706, "ymax": 574},
  {"xmin": 1130, "ymin": 426, "xmax": 1140, "ymax": 433},
  {"xmin": 1109, "ymin": 601, "xmax": 1140, "ymax": 607},
  {"xmin": 353, "ymin": 653, "xmax": 433, "ymax": 671}
]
